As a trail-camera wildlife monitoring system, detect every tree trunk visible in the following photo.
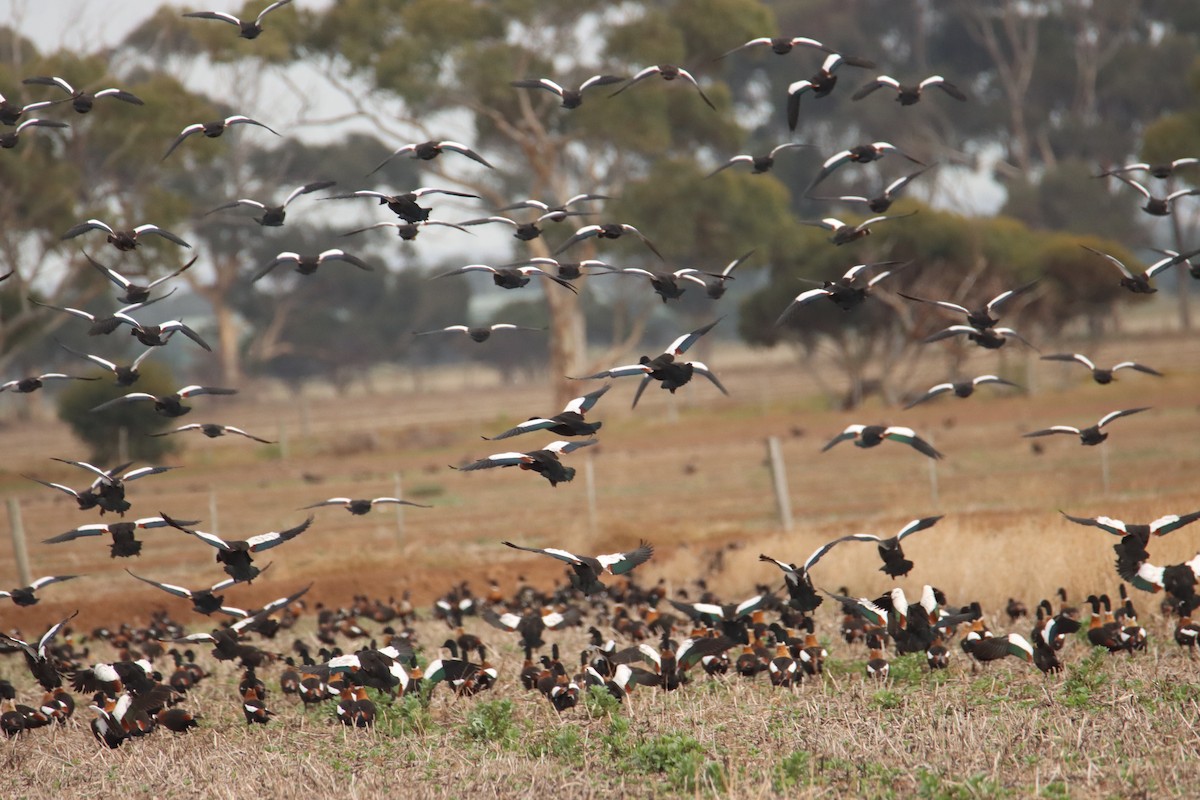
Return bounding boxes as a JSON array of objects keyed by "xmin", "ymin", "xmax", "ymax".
[
  {"xmin": 543, "ymin": 270, "xmax": 585, "ymax": 409},
  {"xmin": 213, "ymin": 300, "xmax": 242, "ymax": 386},
  {"xmin": 1171, "ymin": 212, "xmax": 1193, "ymax": 332}
]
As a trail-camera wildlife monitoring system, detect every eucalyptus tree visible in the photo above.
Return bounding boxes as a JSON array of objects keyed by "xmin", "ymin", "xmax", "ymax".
[{"xmin": 277, "ymin": 0, "xmax": 803, "ymax": 405}]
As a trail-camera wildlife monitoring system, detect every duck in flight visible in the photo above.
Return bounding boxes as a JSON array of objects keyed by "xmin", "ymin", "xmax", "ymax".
[
  {"xmin": 253, "ymin": 249, "xmax": 373, "ymax": 282},
  {"xmin": 0, "ymin": 91, "xmax": 58, "ymax": 125},
  {"xmin": 800, "ymin": 212, "xmax": 916, "ymax": 245},
  {"xmin": 413, "ymin": 323, "xmax": 545, "ymax": 342},
  {"xmin": 483, "ymin": 385, "xmax": 610, "ymax": 441},
  {"xmin": 369, "ymin": 140, "xmax": 494, "ymax": 176},
  {"xmin": 303, "ymin": 496, "xmax": 430, "ymax": 515},
  {"xmin": 124, "ymin": 317, "xmax": 211, "ymax": 351},
  {"xmin": 694, "ymin": 251, "xmax": 755, "ymax": 299},
  {"xmin": 1, "ymin": 373, "xmax": 97, "ymax": 394},
  {"xmin": 786, "ymin": 53, "xmax": 876, "ymax": 131},
  {"xmin": 716, "ymin": 35, "xmax": 835, "ymax": 59},
  {"xmin": 610, "ymin": 65, "xmax": 716, "ymax": 110},
  {"xmin": 322, "ymin": 187, "xmax": 479, "ymax": 224},
  {"xmin": 92, "ymin": 385, "xmax": 237, "ymax": 418},
  {"xmin": 1082, "ymin": 245, "xmax": 1200, "ymax": 294},
  {"xmin": 597, "ymin": 267, "xmax": 722, "ymax": 303},
  {"xmin": 776, "ymin": 261, "xmax": 905, "ymax": 322},
  {"xmin": 433, "ymin": 264, "xmax": 577, "ymax": 293},
  {"xmin": 850, "ymin": 75, "xmax": 967, "ymax": 105},
  {"xmin": 899, "ymin": 281, "xmax": 1038, "ymax": 331},
  {"xmin": 1097, "ymin": 158, "xmax": 1198, "ymax": 180},
  {"xmin": 554, "ymin": 223, "xmax": 664, "ymax": 261},
  {"xmin": 813, "ymin": 516, "xmax": 945, "ymax": 578},
  {"xmin": 498, "ymin": 193, "xmax": 609, "ymax": 219},
  {"xmin": 85, "ymin": 252, "xmax": 196, "ymax": 305},
  {"xmin": 182, "ymin": 0, "xmax": 293, "ymax": 39},
  {"xmin": 0, "ymin": 575, "xmax": 78, "ymax": 607},
  {"xmin": 162, "ymin": 115, "xmax": 278, "ymax": 161},
  {"xmin": 807, "ymin": 142, "xmax": 924, "ymax": 192},
  {"xmin": 1040, "ymin": 353, "xmax": 1161, "ymax": 384},
  {"xmin": 0, "ymin": 118, "xmax": 66, "ymax": 148},
  {"xmin": 43, "ymin": 516, "xmax": 192, "ymax": 559},
  {"xmin": 1110, "ymin": 175, "xmax": 1200, "ymax": 216},
  {"xmin": 503, "ymin": 257, "xmax": 614, "ymax": 282},
  {"xmin": 904, "ymin": 375, "xmax": 1020, "ymax": 409},
  {"xmin": 502, "ymin": 539, "xmax": 653, "ymax": 595},
  {"xmin": 149, "ymin": 423, "xmax": 274, "ymax": 444},
  {"xmin": 62, "ymin": 220, "xmax": 191, "ymax": 251},
  {"xmin": 125, "ymin": 569, "xmax": 261, "ymax": 616},
  {"xmin": 205, "ymin": 181, "xmax": 335, "ymax": 227},
  {"xmin": 511, "ymin": 75, "xmax": 625, "ymax": 109},
  {"xmin": 457, "ymin": 212, "xmax": 580, "ymax": 242},
  {"xmin": 707, "ymin": 143, "xmax": 810, "ymax": 177},
  {"xmin": 453, "ymin": 440, "xmax": 597, "ymax": 487},
  {"xmin": 571, "ymin": 318, "xmax": 727, "ymax": 408},
  {"xmin": 1023, "ymin": 407, "xmax": 1150, "ymax": 446},
  {"xmin": 807, "ymin": 166, "xmax": 931, "ymax": 213},
  {"xmin": 821, "ymin": 424, "xmax": 942, "ymax": 459},
  {"xmin": 922, "ymin": 324, "xmax": 1036, "ymax": 351},
  {"xmin": 762, "ymin": 541, "xmax": 933, "ymax": 616},
  {"xmin": 342, "ymin": 219, "xmax": 471, "ymax": 241},
  {"xmin": 161, "ymin": 513, "xmax": 314, "ymax": 582},
  {"xmin": 1060, "ymin": 509, "xmax": 1200, "ymax": 540},
  {"xmin": 29, "ymin": 292, "xmax": 173, "ymax": 337},
  {"xmin": 22, "ymin": 75, "xmax": 143, "ymax": 113},
  {"xmin": 31, "ymin": 459, "xmax": 176, "ymax": 517}
]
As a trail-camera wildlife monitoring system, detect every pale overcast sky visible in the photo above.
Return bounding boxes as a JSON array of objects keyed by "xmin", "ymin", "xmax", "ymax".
[{"xmin": 13, "ymin": 0, "xmax": 218, "ymax": 51}]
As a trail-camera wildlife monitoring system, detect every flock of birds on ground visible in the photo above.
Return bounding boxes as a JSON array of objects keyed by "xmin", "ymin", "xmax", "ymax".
[{"xmin": 2, "ymin": 2, "xmax": 1200, "ymax": 749}]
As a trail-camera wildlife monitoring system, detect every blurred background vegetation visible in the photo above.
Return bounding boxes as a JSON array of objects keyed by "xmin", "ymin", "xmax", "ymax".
[{"xmin": 0, "ymin": 0, "xmax": 1197, "ymax": 416}]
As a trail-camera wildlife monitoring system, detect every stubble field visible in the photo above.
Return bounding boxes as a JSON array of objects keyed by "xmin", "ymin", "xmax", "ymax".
[{"xmin": 2, "ymin": 328, "xmax": 1200, "ymax": 799}]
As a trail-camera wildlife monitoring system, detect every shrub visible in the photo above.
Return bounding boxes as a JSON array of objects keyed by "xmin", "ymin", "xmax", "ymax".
[{"xmin": 56, "ymin": 361, "xmax": 178, "ymax": 462}]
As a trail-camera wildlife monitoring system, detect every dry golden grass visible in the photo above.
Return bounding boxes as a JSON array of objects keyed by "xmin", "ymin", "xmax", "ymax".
[{"xmin": 1, "ymin": 328, "xmax": 1199, "ymax": 798}]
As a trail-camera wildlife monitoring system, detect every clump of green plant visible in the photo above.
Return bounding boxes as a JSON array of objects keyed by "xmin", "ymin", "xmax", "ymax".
[
  {"xmin": 1040, "ymin": 780, "xmax": 1070, "ymax": 799},
  {"xmin": 773, "ymin": 750, "xmax": 813, "ymax": 791},
  {"xmin": 376, "ymin": 693, "xmax": 431, "ymax": 736},
  {"xmin": 600, "ymin": 713, "xmax": 631, "ymax": 759},
  {"xmin": 584, "ymin": 684, "xmax": 622, "ymax": 718},
  {"xmin": 1062, "ymin": 647, "xmax": 1109, "ymax": 708},
  {"xmin": 629, "ymin": 732, "xmax": 726, "ymax": 793},
  {"xmin": 463, "ymin": 698, "xmax": 518, "ymax": 748},
  {"xmin": 526, "ymin": 726, "xmax": 584, "ymax": 766},
  {"xmin": 887, "ymin": 653, "xmax": 928, "ymax": 682},
  {"xmin": 872, "ymin": 688, "xmax": 903, "ymax": 710}
]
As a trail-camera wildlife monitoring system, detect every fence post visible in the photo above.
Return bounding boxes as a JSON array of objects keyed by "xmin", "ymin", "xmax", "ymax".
[
  {"xmin": 208, "ymin": 490, "xmax": 219, "ymax": 537},
  {"xmin": 584, "ymin": 454, "xmax": 598, "ymax": 535},
  {"xmin": 277, "ymin": 421, "xmax": 289, "ymax": 461},
  {"xmin": 766, "ymin": 437, "xmax": 793, "ymax": 532},
  {"xmin": 1100, "ymin": 444, "xmax": 1110, "ymax": 495},
  {"xmin": 928, "ymin": 454, "xmax": 940, "ymax": 508},
  {"xmin": 7, "ymin": 498, "xmax": 32, "ymax": 587},
  {"xmin": 117, "ymin": 426, "xmax": 129, "ymax": 463},
  {"xmin": 299, "ymin": 394, "xmax": 310, "ymax": 438},
  {"xmin": 393, "ymin": 472, "xmax": 406, "ymax": 547}
]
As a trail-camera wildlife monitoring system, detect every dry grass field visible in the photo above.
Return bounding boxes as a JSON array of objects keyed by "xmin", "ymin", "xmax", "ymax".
[{"xmin": 2, "ymin": 323, "xmax": 1200, "ymax": 799}]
